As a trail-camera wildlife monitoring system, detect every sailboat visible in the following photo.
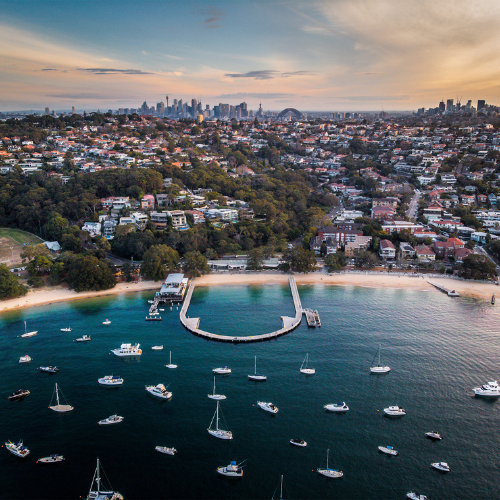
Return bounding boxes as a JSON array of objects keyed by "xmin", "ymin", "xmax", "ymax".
[
  {"xmin": 165, "ymin": 351, "xmax": 177, "ymax": 369},
  {"xmin": 300, "ymin": 353, "xmax": 315, "ymax": 374},
  {"xmin": 207, "ymin": 400, "xmax": 232, "ymax": 440},
  {"xmin": 208, "ymin": 376, "xmax": 226, "ymax": 400},
  {"xmin": 48, "ymin": 383, "xmax": 74, "ymax": 412},
  {"xmin": 370, "ymin": 344, "xmax": 391, "ymax": 374},
  {"xmin": 20, "ymin": 321, "xmax": 37, "ymax": 338},
  {"xmin": 248, "ymin": 356, "xmax": 267, "ymax": 381},
  {"xmin": 86, "ymin": 458, "xmax": 123, "ymax": 500},
  {"xmin": 317, "ymin": 449, "xmax": 343, "ymax": 478},
  {"xmin": 272, "ymin": 475, "xmax": 284, "ymax": 500}
]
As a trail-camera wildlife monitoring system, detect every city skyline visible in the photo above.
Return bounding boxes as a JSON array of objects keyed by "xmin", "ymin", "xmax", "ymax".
[{"xmin": 1, "ymin": 0, "xmax": 500, "ymax": 112}]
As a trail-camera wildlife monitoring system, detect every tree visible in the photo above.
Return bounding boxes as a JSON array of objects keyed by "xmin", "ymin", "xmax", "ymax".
[
  {"xmin": 42, "ymin": 212, "xmax": 68, "ymax": 241},
  {"xmin": 458, "ymin": 255, "xmax": 498, "ymax": 280},
  {"xmin": 183, "ymin": 250, "xmax": 210, "ymax": 277},
  {"xmin": 20, "ymin": 243, "xmax": 49, "ymax": 263},
  {"xmin": 27, "ymin": 254, "xmax": 53, "ymax": 275},
  {"xmin": 324, "ymin": 252, "xmax": 346, "ymax": 272},
  {"xmin": 354, "ymin": 251, "xmax": 378, "ymax": 269},
  {"xmin": 0, "ymin": 263, "xmax": 28, "ymax": 300},
  {"xmin": 65, "ymin": 254, "xmax": 116, "ymax": 292},
  {"xmin": 280, "ymin": 246, "xmax": 318, "ymax": 273},
  {"xmin": 140, "ymin": 244, "xmax": 179, "ymax": 281},
  {"xmin": 246, "ymin": 248, "xmax": 264, "ymax": 270}
]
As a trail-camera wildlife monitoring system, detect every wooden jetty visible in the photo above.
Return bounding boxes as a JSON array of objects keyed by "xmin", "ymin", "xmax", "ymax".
[
  {"xmin": 427, "ymin": 281, "xmax": 460, "ymax": 297},
  {"xmin": 179, "ymin": 276, "xmax": 304, "ymax": 343}
]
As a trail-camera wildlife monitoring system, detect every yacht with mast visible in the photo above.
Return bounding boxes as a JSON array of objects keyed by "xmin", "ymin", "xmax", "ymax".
[
  {"xmin": 248, "ymin": 356, "xmax": 267, "ymax": 381},
  {"xmin": 48, "ymin": 383, "xmax": 73, "ymax": 412},
  {"xmin": 208, "ymin": 376, "xmax": 226, "ymax": 400},
  {"xmin": 317, "ymin": 449, "xmax": 343, "ymax": 478},
  {"xmin": 86, "ymin": 458, "xmax": 123, "ymax": 500},
  {"xmin": 20, "ymin": 321, "xmax": 37, "ymax": 338},
  {"xmin": 207, "ymin": 400, "xmax": 232, "ymax": 439},
  {"xmin": 98, "ymin": 375, "xmax": 123, "ymax": 386},
  {"xmin": 300, "ymin": 353, "xmax": 315, "ymax": 374},
  {"xmin": 165, "ymin": 351, "xmax": 177, "ymax": 369},
  {"xmin": 370, "ymin": 344, "xmax": 391, "ymax": 373}
]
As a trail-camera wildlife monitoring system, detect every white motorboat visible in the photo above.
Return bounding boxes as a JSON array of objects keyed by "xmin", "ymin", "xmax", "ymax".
[
  {"xmin": 407, "ymin": 493, "xmax": 428, "ymax": 500},
  {"xmin": 37, "ymin": 454, "xmax": 65, "ymax": 463},
  {"xmin": 300, "ymin": 353, "xmax": 315, "ymax": 374},
  {"xmin": 98, "ymin": 375, "xmax": 123, "ymax": 386},
  {"xmin": 213, "ymin": 366, "xmax": 231, "ymax": 374},
  {"xmin": 370, "ymin": 344, "xmax": 391, "ymax": 373},
  {"xmin": 21, "ymin": 321, "xmax": 37, "ymax": 338},
  {"xmin": 290, "ymin": 439, "xmax": 307, "ymax": 447},
  {"xmin": 324, "ymin": 402, "xmax": 349, "ymax": 412},
  {"xmin": 384, "ymin": 405, "xmax": 406, "ymax": 416},
  {"xmin": 248, "ymin": 356, "xmax": 267, "ymax": 381},
  {"xmin": 257, "ymin": 401, "xmax": 278, "ymax": 414},
  {"xmin": 317, "ymin": 449, "xmax": 343, "ymax": 478},
  {"xmin": 208, "ymin": 376, "xmax": 226, "ymax": 400},
  {"xmin": 86, "ymin": 458, "xmax": 123, "ymax": 500},
  {"xmin": 8, "ymin": 389, "xmax": 30, "ymax": 400},
  {"xmin": 152, "ymin": 345, "xmax": 163, "ymax": 350},
  {"xmin": 60, "ymin": 327, "xmax": 72, "ymax": 332},
  {"xmin": 48, "ymin": 383, "xmax": 74, "ymax": 412},
  {"xmin": 425, "ymin": 431, "xmax": 442, "ymax": 440},
  {"xmin": 473, "ymin": 380, "xmax": 500, "ymax": 397},
  {"xmin": 217, "ymin": 460, "xmax": 244, "ymax": 477},
  {"xmin": 208, "ymin": 400, "xmax": 233, "ymax": 440},
  {"xmin": 378, "ymin": 445, "xmax": 399, "ymax": 456},
  {"xmin": 102, "ymin": 319, "xmax": 111, "ymax": 325},
  {"xmin": 98, "ymin": 414, "xmax": 124, "ymax": 425},
  {"xmin": 39, "ymin": 366, "xmax": 59, "ymax": 373},
  {"xmin": 155, "ymin": 446, "xmax": 177, "ymax": 455},
  {"xmin": 111, "ymin": 343, "xmax": 142, "ymax": 356},
  {"xmin": 431, "ymin": 461, "xmax": 450, "ymax": 472},
  {"xmin": 145, "ymin": 383, "xmax": 172, "ymax": 399},
  {"xmin": 19, "ymin": 355, "xmax": 31, "ymax": 363},
  {"xmin": 75, "ymin": 335, "xmax": 91, "ymax": 342},
  {"xmin": 165, "ymin": 351, "xmax": 177, "ymax": 369},
  {"xmin": 5, "ymin": 440, "xmax": 30, "ymax": 458}
]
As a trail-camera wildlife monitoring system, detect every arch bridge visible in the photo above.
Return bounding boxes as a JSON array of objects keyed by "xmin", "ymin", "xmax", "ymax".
[{"xmin": 277, "ymin": 108, "xmax": 303, "ymax": 119}]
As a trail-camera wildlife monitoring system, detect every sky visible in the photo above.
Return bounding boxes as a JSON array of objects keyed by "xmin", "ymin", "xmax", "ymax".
[{"xmin": 1, "ymin": 0, "xmax": 500, "ymax": 112}]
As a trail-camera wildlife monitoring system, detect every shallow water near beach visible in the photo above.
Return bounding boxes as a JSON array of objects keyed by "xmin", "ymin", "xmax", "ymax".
[{"xmin": 1, "ymin": 284, "xmax": 500, "ymax": 499}]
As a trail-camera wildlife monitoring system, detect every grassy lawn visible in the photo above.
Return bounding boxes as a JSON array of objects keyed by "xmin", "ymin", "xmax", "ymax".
[
  {"xmin": 0, "ymin": 228, "xmax": 43, "ymax": 246},
  {"xmin": 0, "ymin": 228, "xmax": 44, "ymax": 266}
]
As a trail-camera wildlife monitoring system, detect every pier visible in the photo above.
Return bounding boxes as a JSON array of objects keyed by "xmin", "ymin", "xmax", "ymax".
[
  {"xmin": 303, "ymin": 308, "xmax": 321, "ymax": 327},
  {"xmin": 179, "ymin": 276, "xmax": 304, "ymax": 343},
  {"xmin": 427, "ymin": 281, "xmax": 460, "ymax": 297}
]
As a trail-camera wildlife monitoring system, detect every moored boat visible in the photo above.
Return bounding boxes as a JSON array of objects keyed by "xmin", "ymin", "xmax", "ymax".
[
  {"xmin": 102, "ymin": 319, "xmax": 111, "ymax": 325},
  {"xmin": 378, "ymin": 445, "xmax": 399, "ymax": 456},
  {"xmin": 290, "ymin": 439, "xmax": 307, "ymax": 447},
  {"xmin": 86, "ymin": 457, "xmax": 123, "ymax": 500},
  {"xmin": 300, "ymin": 353, "xmax": 315, "ymax": 374},
  {"xmin": 48, "ymin": 383, "xmax": 73, "ymax": 412},
  {"xmin": 324, "ymin": 402, "xmax": 349, "ymax": 412},
  {"xmin": 151, "ymin": 345, "xmax": 163, "ymax": 350},
  {"xmin": 37, "ymin": 454, "xmax": 65, "ymax": 463},
  {"xmin": 75, "ymin": 335, "xmax": 91, "ymax": 342},
  {"xmin": 425, "ymin": 431, "xmax": 442, "ymax": 440},
  {"xmin": 98, "ymin": 414, "xmax": 124, "ymax": 425},
  {"xmin": 98, "ymin": 375, "xmax": 123, "ymax": 386},
  {"xmin": 217, "ymin": 460, "xmax": 244, "ymax": 477},
  {"xmin": 5, "ymin": 440, "xmax": 30, "ymax": 458},
  {"xmin": 473, "ymin": 380, "xmax": 500, "ymax": 397},
  {"xmin": 208, "ymin": 400, "xmax": 232, "ymax": 440},
  {"xmin": 317, "ymin": 449, "xmax": 343, "ymax": 478},
  {"xmin": 208, "ymin": 376, "xmax": 226, "ymax": 400},
  {"xmin": 19, "ymin": 355, "xmax": 32, "ymax": 363},
  {"xmin": 407, "ymin": 493, "xmax": 428, "ymax": 500},
  {"xmin": 431, "ymin": 461, "xmax": 450, "ymax": 472},
  {"xmin": 21, "ymin": 321, "xmax": 37, "ymax": 338},
  {"xmin": 60, "ymin": 327, "xmax": 72, "ymax": 332},
  {"xmin": 383, "ymin": 405, "xmax": 407, "ymax": 416},
  {"xmin": 165, "ymin": 351, "xmax": 177, "ymax": 369},
  {"xmin": 39, "ymin": 366, "xmax": 59, "ymax": 373},
  {"xmin": 257, "ymin": 401, "xmax": 278, "ymax": 414},
  {"xmin": 248, "ymin": 356, "xmax": 267, "ymax": 381},
  {"xmin": 145, "ymin": 383, "xmax": 172, "ymax": 399},
  {"xmin": 111, "ymin": 343, "xmax": 142, "ymax": 356},
  {"xmin": 370, "ymin": 344, "xmax": 391, "ymax": 373},
  {"xmin": 8, "ymin": 389, "xmax": 30, "ymax": 400},
  {"xmin": 155, "ymin": 446, "xmax": 177, "ymax": 455},
  {"xmin": 213, "ymin": 366, "xmax": 231, "ymax": 374}
]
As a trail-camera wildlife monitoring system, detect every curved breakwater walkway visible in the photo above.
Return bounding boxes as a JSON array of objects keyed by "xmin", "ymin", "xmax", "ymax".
[{"xmin": 180, "ymin": 276, "xmax": 303, "ymax": 343}]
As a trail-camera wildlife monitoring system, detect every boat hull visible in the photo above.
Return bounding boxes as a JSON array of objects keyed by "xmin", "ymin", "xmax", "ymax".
[
  {"xmin": 290, "ymin": 439, "xmax": 307, "ymax": 447},
  {"xmin": 208, "ymin": 429, "xmax": 233, "ymax": 440},
  {"xmin": 155, "ymin": 446, "xmax": 176, "ymax": 455},
  {"xmin": 8, "ymin": 390, "xmax": 30, "ymax": 400},
  {"xmin": 248, "ymin": 375, "xmax": 267, "ymax": 381},
  {"xmin": 317, "ymin": 469, "xmax": 343, "ymax": 478},
  {"xmin": 166, "ymin": 364, "xmax": 178, "ymax": 369},
  {"xmin": 37, "ymin": 456, "xmax": 64, "ymax": 463},
  {"xmin": 217, "ymin": 467, "xmax": 243, "ymax": 477},
  {"xmin": 49, "ymin": 404, "xmax": 74, "ymax": 412},
  {"xmin": 208, "ymin": 394, "xmax": 226, "ymax": 400},
  {"xmin": 213, "ymin": 368, "xmax": 231, "ymax": 374},
  {"xmin": 300, "ymin": 368, "xmax": 315, "ymax": 374},
  {"xmin": 39, "ymin": 367, "xmax": 59, "ymax": 373},
  {"xmin": 378, "ymin": 446, "xmax": 399, "ymax": 455},
  {"xmin": 370, "ymin": 366, "xmax": 391, "ymax": 373},
  {"xmin": 257, "ymin": 402, "xmax": 278, "ymax": 413},
  {"xmin": 324, "ymin": 404, "xmax": 349, "ymax": 412}
]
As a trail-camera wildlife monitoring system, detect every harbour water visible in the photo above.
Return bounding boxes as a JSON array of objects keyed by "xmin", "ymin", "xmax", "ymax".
[{"xmin": 1, "ymin": 284, "xmax": 500, "ymax": 499}]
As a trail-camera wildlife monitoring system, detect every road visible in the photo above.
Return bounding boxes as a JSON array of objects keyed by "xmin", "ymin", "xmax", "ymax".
[{"xmin": 406, "ymin": 190, "xmax": 421, "ymax": 220}]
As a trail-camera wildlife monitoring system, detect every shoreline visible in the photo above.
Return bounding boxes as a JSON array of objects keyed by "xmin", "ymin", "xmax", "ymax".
[{"xmin": 0, "ymin": 272, "xmax": 497, "ymax": 314}]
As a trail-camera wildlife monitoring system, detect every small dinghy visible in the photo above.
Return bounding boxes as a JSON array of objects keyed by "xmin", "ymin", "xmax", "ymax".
[
  {"xmin": 378, "ymin": 445, "xmax": 399, "ymax": 456},
  {"xmin": 290, "ymin": 439, "xmax": 307, "ymax": 447},
  {"xmin": 155, "ymin": 446, "xmax": 177, "ymax": 455},
  {"xmin": 37, "ymin": 454, "xmax": 65, "ymax": 464},
  {"xmin": 102, "ymin": 319, "xmax": 111, "ymax": 325}
]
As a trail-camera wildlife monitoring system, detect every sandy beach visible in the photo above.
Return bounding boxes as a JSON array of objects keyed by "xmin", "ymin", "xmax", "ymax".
[{"xmin": 0, "ymin": 272, "xmax": 497, "ymax": 314}]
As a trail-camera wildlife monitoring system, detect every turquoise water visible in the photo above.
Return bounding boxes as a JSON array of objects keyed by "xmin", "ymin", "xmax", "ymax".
[{"xmin": 1, "ymin": 284, "xmax": 500, "ymax": 499}]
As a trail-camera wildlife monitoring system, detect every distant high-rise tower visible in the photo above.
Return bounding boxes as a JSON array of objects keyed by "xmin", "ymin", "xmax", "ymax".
[
  {"xmin": 446, "ymin": 99, "xmax": 454, "ymax": 112},
  {"xmin": 45, "ymin": 107, "xmax": 50, "ymax": 115},
  {"xmin": 466, "ymin": 100, "xmax": 472, "ymax": 110},
  {"xmin": 156, "ymin": 102, "xmax": 165, "ymax": 116},
  {"xmin": 71, "ymin": 106, "xmax": 76, "ymax": 114},
  {"xmin": 439, "ymin": 101, "xmax": 445, "ymax": 112},
  {"xmin": 477, "ymin": 100, "xmax": 486, "ymax": 111}
]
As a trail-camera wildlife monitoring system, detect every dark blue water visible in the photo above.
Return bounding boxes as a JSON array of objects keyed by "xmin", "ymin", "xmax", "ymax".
[{"xmin": 1, "ymin": 284, "xmax": 500, "ymax": 499}]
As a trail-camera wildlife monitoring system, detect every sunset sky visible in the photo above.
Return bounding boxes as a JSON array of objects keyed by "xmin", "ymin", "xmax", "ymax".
[{"xmin": 2, "ymin": 0, "xmax": 500, "ymax": 112}]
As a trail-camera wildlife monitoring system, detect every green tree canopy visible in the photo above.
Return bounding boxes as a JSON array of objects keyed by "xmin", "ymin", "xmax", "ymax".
[
  {"xmin": 459, "ymin": 255, "xmax": 498, "ymax": 280},
  {"xmin": 65, "ymin": 254, "xmax": 116, "ymax": 292},
  {"xmin": 140, "ymin": 244, "xmax": 179, "ymax": 281},
  {"xmin": 246, "ymin": 248, "xmax": 264, "ymax": 270},
  {"xmin": 0, "ymin": 263, "xmax": 28, "ymax": 300},
  {"xmin": 43, "ymin": 212, "xmax": 69, "ymax": 241},
  {"xmin": 280, "ymin": 246, "xmax": 318, "ymax": 273},
  {"xmin": 324, "ymin": 252, "xmax": 347, "ymax": 272},
  {"xmin": 183, "ymin": 250, "xmax": 210, "ymax": 277}
]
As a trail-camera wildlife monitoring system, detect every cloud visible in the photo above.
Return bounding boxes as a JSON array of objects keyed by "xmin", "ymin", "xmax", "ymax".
[
  {"xmin": 216, "ymin": 92, "xmax": 295, "ymax": 99},
  {"xmin": 225, "ymin": 70, "xmax": 315, "ymax": 80},
  {"xmin": 47, "ymin": 92, "xmax": 113, "ymax": 99},
  {"xmin": 341, "ymin": 95, "xmax": 409, "ymax": 101},
  {"xmin": 77, "ymin": 68, "xmax": 153, "ymax": 75},
  {"xmin": 200, "ymin": 6, "xmax": 224, "ymax": 29},
  {"xmin": 41, "ymin": 68, "xmax": 58, "ymax": 71},
  {"xmin": 164, "ymin": 54, "xmax": 182, "ymax": 60},
  {"xmin": 355, "ymin": 72, "xmax": 381, "ymax": 76}
]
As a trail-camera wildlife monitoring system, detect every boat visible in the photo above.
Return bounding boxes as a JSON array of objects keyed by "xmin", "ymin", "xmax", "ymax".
[
  {"xmin": 378, "ymin": 445, "xmax": 399, "ymax": 456},
  {"xmin": 102, "ymin": 319, "xmax": 111, "ymax": 325},
  {"xmin": 248, "ymin": 356, "xmax": 267, "ymax": 381},
  {"xmin": 208, "ymin": 400, "xmax": 233, "ymax": 439},
  {"xmin": 98, "ymin": 375, "xmax": 124, "ymax": 386},
  {"xmin": 272, "ymin": 475, "xmax": 284, "ymax": 500},
  {"xmin": 19, "ymin": 355, "xmax": 31, "ymax": 363},
  {"xmin": 425, "ymin": 431, "xmax": 442, "ymax": 440},
  {"xmin": 473, "ymin": 380, "xmax": 500, "ymax": 397},
  {"xmin": 151, "ymin": 345, "xmax": 163, "ymax": 350},
  {"xmin": 145, "ymin": 383, "xmax": 172, "ymax": 399},
  {"xmin": 111, "ymin": 343, "xmax": 142, "ymax": 356},
  {"xmin": 145, "ymin": 316, "xmax": 162, "ymax": 321},
  {"xmin": 370, "ymin": 344, "xmax": 391, "ymax": 373},
  {"xmin": 48, "ymin": 383, "xmax": 74, "ymax": 412},
  {"xmin": 300, "ymin": 353, "xmax": 315, "ymax": 374},
  {"xmin": 217, "ymin": 460, "xmax": 244, "ymax": 477},
  {"xmin": 37, "ymin": 454, "xmax": 65, "ymax": 463},
  {"xmin": 5, "ymin": 440, "xmax": 30, "ymax": 458},
  {"xmin": 407, "ymin": 493, "xmax": 428, "ymax": 500},
  {"xmin": 148, "ymin": 300, "xmax": 155, "ymax": 304},
  {"xmin": 208, "ymin": 376, "xmax": 226, "ymax": 400},
  {"xmin": 155, "ymin": 446, "xmax": 177, "ymax": 455},
  {"xmin": 431, "ymin": 461, "xmax": 450, "ymax": 472},
  {"xmin": 39, "ymin": 366, "xmax": 59, "ymax": 373},
  {"xmin": 257, "ymin": 401, "xmax": 278, "ymax": 414},
  {"xmin": 21, "ymin": 321, "xmax": 37, "ymax": 338},
  {"xmin": 317, "ymin": 449, "xmax": 343, "ymax": 478},
  {"xmin": 290, "ymin": 439, "xmax": 307, "ymax": 447},
  {"xmin": 324, "ymin": 402, "xmax": 349, "ymax": 412},
  {"xmin": 60, "ymin": 327, "xmax": 72, "ymax": 332},
  {"xmin": 98, "ymin": 414, "xmax": 124, "ymax": 425},
  {"xmin": 165, "ymin": 351, "xmax": 177, "ymax": 369},
  {"xmin": 383, "ymin": 405, "xmax": 406, "ymax": 416},
  {"xmin": 75, "ymin": 335, "xmax": 91, "ymax": 342},
  {"xmin": 86, "ymin": 457, "xmax": 123, "ymax": 500},
  {"xmin": 213, "ymin": 366, "xmax": 231, "ymax": 374},
  {"xmin": 8, "ymin": 389, "xmax": 30, "ymax": 400}
]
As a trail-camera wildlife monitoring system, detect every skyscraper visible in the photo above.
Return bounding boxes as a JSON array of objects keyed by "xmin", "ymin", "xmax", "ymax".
[
  {"xmin": 446, "ymin": 99, "xmax": 454, "ymax": 112},
  {"xmin": 45, "ymin": 107, "xmax": 50, "ymax": 115},
  {"xmin": 72, "ymin": 106, "xmax": 76, "ymax": 114},
  {"xmin": 477, "ymin": 100, "xmax": 486, "ymax": 111},
  {"xmin": 439, "ymin": 101, "xmax": 445, "ymax": 112},
  {"xmin": 156, "ymin": 102, "xmax": 165, "ymax": 116}
]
